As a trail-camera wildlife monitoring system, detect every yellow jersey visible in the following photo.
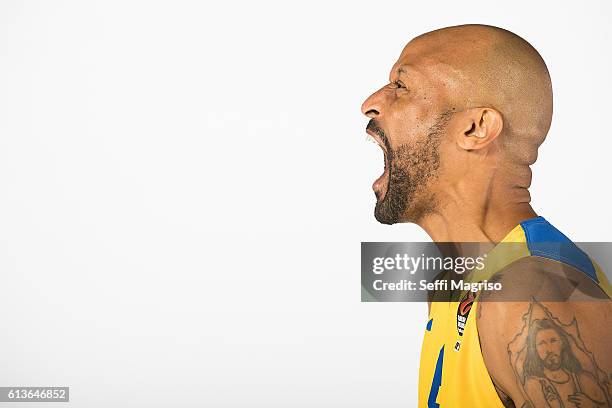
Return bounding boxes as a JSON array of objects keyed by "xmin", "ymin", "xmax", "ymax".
[{"xmin": 418, "ymin": 216, "xmax": 612, "ymax": 407}]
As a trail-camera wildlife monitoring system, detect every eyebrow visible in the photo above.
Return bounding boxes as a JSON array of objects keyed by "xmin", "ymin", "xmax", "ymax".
[
  {"xmin": 398, "ymin": 64, "xmax": 422, "ymax": 76},
  {"xmin": 391, "ymin": 65, "xmax": 418, "ymax": 82}
]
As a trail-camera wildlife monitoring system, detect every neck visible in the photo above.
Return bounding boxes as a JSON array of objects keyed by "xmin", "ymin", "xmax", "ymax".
[
  {"xmin": 544, "ymin": 368, "xmax": 570, "ymax": 383},
  {"xmin": 417, "ymin": 180, "xmax": 537, "ymax": 244}
]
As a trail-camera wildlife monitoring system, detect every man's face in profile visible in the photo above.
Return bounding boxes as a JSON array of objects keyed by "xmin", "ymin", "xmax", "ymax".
[{"xmin": 361, "ymin": 44, "xmax": 455, "ymax": 225}]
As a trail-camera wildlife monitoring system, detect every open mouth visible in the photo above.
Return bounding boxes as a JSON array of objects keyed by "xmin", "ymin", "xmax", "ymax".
[{"xmin": 366, "ymin": 129, "xmax": 389, "ymax": 201}]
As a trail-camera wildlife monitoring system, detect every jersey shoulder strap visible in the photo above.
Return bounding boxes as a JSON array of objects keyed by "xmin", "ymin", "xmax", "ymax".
[
  {"xmin": 468, "ymin": 216, "xmax": 611, "ymax": 298},
  {"xmin": 520, "ymin": 216, "xmax": 598, "ymax": 282}
]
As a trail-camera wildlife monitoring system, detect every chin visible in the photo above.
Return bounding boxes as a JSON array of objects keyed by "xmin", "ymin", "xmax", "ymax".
[
  {"xmin": 374, "ymin": 196, "xmax": 433, "ymax": 225},
  {"xmin": 374, "ymin": 209, "xmax": 396, "ymax": 225},
  {"xmin": 374, "ymin": 199, "xmax": 409, "ymax": 225}
]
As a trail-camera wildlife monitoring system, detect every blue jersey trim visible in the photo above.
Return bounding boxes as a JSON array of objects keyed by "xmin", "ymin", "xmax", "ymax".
[
  {"xmin": 520, "ymin": 216, "xmax": 598, "ymax": 283},
  {"xmin": 426, "ymin": 318, "xmax": 433, "ymax": 332},
  {"xmin": 427, "ymin": 346, "xmax": 444, "ymax": 408}
]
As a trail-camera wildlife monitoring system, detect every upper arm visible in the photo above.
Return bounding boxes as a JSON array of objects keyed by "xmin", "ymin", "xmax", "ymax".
[{"xmin": 476, "ymin": 257, "xmax": 612, "ymax": 407}]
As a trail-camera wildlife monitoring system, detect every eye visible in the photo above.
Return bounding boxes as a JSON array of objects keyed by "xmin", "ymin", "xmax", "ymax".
[{"xmin": 392, "ymin": 80, "xmax": 407, "ymax": 91}]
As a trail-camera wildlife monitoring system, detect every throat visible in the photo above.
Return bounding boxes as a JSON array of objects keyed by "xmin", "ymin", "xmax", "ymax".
[
  {"xmin": 544, "ymin": 368, "xmax": 571, "ymax": 384},
  {"xmin": 418, "ymin": 199, "xmax": 536, "ymax": 244}
]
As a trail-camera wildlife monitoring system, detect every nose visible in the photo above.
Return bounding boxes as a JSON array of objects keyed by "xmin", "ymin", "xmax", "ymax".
[{"xmin": 361, "ymin": 86, "xmax": 386, "ymax": 118}]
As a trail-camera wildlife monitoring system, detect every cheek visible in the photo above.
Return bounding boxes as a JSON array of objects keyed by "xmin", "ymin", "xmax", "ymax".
[
  {"xmin": 536, "ymin": 344, "xmax": 550, "ymax": 358},
  {"xmin": 387, "ymin": 101, "xmax": 437, "ymax": 142},
  {"xmin": 430, "ymin": 138, "xmax": 456, "ymax": 182}
]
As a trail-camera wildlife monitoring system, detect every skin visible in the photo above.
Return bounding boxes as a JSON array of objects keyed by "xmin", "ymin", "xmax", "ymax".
[
  {"xmin": 361, "ymin": 24, "xmax": 551, "ymax": 241},
  {"xmin": 536, "ymin": 329, "xmax": 563, "ymax": 372},
  {"xmin": 361, "ymin": 24, "xmax": 611, "ymax": 407},
  {"xmin": 478, "ymin": 263, "xmax": 610, "ymax": 407}
]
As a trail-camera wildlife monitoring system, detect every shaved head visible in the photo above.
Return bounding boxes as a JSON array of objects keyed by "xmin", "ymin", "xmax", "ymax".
[
  {"xmin": 362, "ymin": 24, "xmax": 553, "ymax": 227},
  {"xmin": 404, "ymin": 24, "xmax": 553, "ymax": 165}
]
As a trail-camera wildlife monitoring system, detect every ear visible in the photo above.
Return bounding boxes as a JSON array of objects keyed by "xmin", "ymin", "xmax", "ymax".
[{"xmin": 456, "ymin": 108, "xmax": 503, "ymax": 151}]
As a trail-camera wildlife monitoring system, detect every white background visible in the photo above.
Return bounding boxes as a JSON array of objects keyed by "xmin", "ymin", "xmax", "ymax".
[{"xmin": 0, "ymin": 1, "xmax": 611, "ymax": 407}]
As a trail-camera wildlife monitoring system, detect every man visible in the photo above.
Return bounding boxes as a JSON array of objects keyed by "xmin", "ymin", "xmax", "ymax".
[{"xmin": 361, "ymin": 24, "xmax": 611, "ymax": 407}]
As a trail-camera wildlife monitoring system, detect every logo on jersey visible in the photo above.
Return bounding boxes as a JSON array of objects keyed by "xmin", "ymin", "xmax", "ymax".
[{"xmin": 456, "ymin": 290, "xmax": 476, "ymax": 336}]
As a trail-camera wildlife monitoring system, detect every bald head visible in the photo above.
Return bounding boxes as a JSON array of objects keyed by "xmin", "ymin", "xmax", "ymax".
[{"xmin": 401, "ymin": 24, "xmax": 553, "ymax": 165}]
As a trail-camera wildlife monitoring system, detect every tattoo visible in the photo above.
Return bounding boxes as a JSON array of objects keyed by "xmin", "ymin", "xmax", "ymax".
[
  {"xmin": 538, "ymin": 378, "xmax": 563, "ymax": 404},
  {"xmin": 507, "ymin": 299, "xmax": 611, "ymax": 407}
]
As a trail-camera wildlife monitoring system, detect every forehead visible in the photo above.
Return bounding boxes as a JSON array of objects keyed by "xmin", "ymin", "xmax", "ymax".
[
  {"xmin": 536, "ymin": 328, "xmax": 560, "ymax": 339},
  {"xmin": 388, "ymin": 41, "xmax": 461, "ymax": 86}
]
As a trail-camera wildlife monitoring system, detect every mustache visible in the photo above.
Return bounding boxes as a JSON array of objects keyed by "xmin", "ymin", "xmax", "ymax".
[
  {"xmin": 544, "ymin": 352, "xmax": 560, "ymax": 361},
  {"xmin": 366, "ymin": 119, "xmax": 391, "ymax": 152}
]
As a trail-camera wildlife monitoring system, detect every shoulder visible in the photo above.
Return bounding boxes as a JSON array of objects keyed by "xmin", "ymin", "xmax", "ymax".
[
  {"xmin": 476, "ymin": 255, "xmax": 611, "ymax": 343},
  {"xmin": 474, "ymin": 256, "xmax": 612, "ymax": 404},
  {"xmin": 476, "ymin": 255, "xmax": 610, "ymax": 339},
  {"xmin": 478, "ymin": 255, "xmax": 608, "ymax": 304}
]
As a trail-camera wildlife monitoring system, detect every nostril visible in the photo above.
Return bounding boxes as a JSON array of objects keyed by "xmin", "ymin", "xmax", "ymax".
[{"xmin": 365, "ymin": 109, "xmax": 379, "ymax": 118}]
